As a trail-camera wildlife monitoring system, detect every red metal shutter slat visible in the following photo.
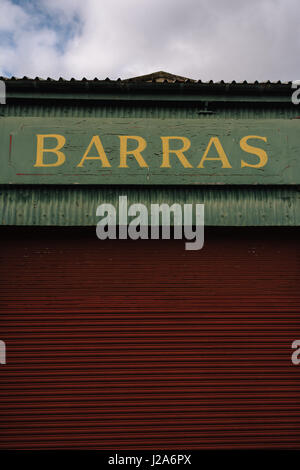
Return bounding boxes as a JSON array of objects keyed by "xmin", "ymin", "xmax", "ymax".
[{"xmin": 0, "ymin": 228, "xmax": 299, "ymax": 449}]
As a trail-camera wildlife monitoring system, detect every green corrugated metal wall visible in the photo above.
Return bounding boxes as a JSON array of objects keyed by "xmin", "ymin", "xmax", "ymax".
[
  {"xmin": 1, "ymin": 90, "xmax": 299, "ymax": 226},
  {"xmin": 1, "ymin": 187, "xmax": 299, "ymax": 226},
  {"xmin": 1, "ymin": 103, "xmax": 300, "ymax": 119}
]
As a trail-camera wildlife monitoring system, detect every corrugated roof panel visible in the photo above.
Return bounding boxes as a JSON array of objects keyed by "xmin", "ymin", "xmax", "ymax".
[
  {"xmin": 0, "ymin": 74, "xmax": 293, "ymax": 86},
  {"xmin": 0, "ymin": 187, "xmax": 299, "ymax": 226},
  {"xmin": 2, "ymin": 77, "xmax": 294, "ymax": 104}
]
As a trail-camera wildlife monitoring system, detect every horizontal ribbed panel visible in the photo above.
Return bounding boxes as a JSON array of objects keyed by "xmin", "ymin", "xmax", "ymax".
[
  {"xmin": 0, "ymin": 186, "xmax": 299, "ymax": 226},
  {"xmin": 2, "ymin": 103, "xmax": 299, "ymax": 119},
  {"xmin": 0, "ymin": 229, "xmax": 300, "ymax": 449}
]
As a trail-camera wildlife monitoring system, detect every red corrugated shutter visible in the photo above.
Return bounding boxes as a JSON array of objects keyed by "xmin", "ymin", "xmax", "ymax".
[{"xmin": 0, "ymin": 228, "xmax": 300, "ymax": 449}]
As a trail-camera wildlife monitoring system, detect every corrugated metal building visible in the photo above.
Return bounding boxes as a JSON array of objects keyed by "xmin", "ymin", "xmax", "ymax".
[{"xmin": 0, "ymin": 71, "xmax": 300, "ymax": 450}]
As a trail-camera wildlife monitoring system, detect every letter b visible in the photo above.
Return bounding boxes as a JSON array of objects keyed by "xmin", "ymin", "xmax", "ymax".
[{"xmin": 35, "ymin": 134, "xmax": 66, "ymax": 167}]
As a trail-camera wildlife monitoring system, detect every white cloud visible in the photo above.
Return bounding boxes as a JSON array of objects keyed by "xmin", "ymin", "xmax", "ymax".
[
  {"xmin": 0, "ymin": 0, "xmax": 27, "ymax": 32},
  {"xmin": 0, "ymin": 0, "xmax": 299, "ymax": 81}
]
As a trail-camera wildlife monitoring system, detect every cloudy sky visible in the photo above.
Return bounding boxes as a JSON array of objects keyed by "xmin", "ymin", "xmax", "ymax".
[{"xmin": 0, "ymin": 0, "xmax": 299, "ymax": 81}]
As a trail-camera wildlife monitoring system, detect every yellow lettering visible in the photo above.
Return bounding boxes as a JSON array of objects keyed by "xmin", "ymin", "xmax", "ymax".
[
  {"xmin": 198, "ymin": 137, "xmax": 231, "ymax": 168},
  {"xmin": 35, "ymin": 134, "xmax": 66, "ymax": 167},
  {"xmin": 160, "ymin": 136, "xmax": 193, "ymax": 168},
  {"xmin": 77, "ymin": 136, "xmax": 111, "ymax": 167},
  {"xmin": 240, "ymin": 135, "xmax": 268, "ymax": 168},
  {"xmin": 119, "ymin": 136, "xmax": 148, "ymax": 168}
]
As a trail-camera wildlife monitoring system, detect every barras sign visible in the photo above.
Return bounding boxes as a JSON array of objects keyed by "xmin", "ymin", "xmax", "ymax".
[{"xmin": 0, "ymin": 116, "xmax": 299, "ymax": 184}]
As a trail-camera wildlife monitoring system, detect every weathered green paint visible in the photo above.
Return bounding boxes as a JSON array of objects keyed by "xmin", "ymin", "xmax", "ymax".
[
  {"xmin": 0, "ymin": 116, "xmax": 299, "ymax": 185},
  {"xmin": 0, "ymin": 186, "xmax": 299, "ymax": 226}
]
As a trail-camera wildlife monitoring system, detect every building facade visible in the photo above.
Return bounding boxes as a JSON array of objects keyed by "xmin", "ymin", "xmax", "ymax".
[{"xmin": 0, "ymin": 71, "xmax": 300, "ymax": 449}]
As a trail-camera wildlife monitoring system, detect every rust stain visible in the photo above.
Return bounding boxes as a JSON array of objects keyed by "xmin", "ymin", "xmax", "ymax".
[
  {"xmin": 9, "ymin": 134, "xmax": 12, "ymax": 160},
  {"xmin": 16, "ymin": 173, "xmax": 59, "ymax": 176},
  {"xmin": 16, "ymin": 173, "xmax": 106, "ymax": 176}
]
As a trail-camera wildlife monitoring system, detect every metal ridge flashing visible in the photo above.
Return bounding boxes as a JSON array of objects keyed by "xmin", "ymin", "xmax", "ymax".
[{"xmin": 0, "ymin": 75, "xmax": 293, "ymax": 86}]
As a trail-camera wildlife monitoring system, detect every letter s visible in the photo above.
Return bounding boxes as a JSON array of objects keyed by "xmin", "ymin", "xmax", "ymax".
[
  {"xmin": 240, "ymin": 135, "xmax": 268, "ymax": 168},
  {"xmin": 291, "ymin": 340, "xmax": 300, "ymax": 365}
]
